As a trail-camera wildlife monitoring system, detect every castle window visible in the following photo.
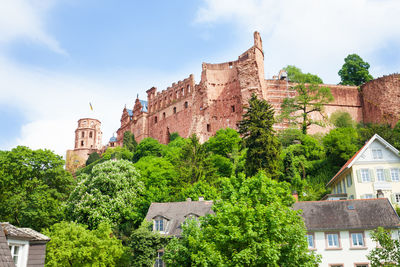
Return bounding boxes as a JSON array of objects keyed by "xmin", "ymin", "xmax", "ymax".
[
  {"xmin": 176, "ymin": 91, "xmax": 179, "ymax": 99},
  {"xmin": 231, "ymin": 105, "xmax": 235, "ymax": 112},
  {"xmin": 81, "ymin": 141, "xmax": 84, "ymax": 147},
  {"xmin": 187, "ymin": 85, "xmax": 190, "ymax": 93},
  {"xmin": 163, "ymin": 112, "xmax": 166, "ymax": 119},
  {"xmin": 229, "ymin": 62, "xmax": 233, "ymax": 69},
  {"xmin": 155, "ymin": 116, "xmax": 158, "ymax": 124},
  {"xmin": 184, "ymin": 102, "xmax": 188, "ymax": 109},
  {"xmin": 81, "ymin": 132, "xmax": 85, "ymax": 138},
  {"xmin": 181, "ymin": 88, "xmax": 184, "ymax": 96},
  {"xmin": 207, "ymin": 124, "xmax": 211, "ymax": 132},
  {"xmin": 89, "ymin": 132, "xmax": 93, "ymax": 138},
  {"xmin": 173, "ymin": 107, "xmax": 177, "ymax": 114}
]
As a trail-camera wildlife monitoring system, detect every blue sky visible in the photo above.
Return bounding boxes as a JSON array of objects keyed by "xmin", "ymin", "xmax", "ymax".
[{"xmin": 1, "ymin": 0, "xmax": 400, "ymax": 156}]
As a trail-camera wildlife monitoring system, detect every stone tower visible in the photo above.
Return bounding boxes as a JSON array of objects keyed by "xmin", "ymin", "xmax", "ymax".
[{"xmin": 66, "ymin": 118, "xmax": 103, "ymax": 173}]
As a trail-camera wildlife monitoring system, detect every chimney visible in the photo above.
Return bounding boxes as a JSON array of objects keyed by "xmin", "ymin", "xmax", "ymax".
[
  {"xmin": 376, "ymin": 189, "xmax": 384, "ymax": 198},
  {"xmin": 186, "ymin": 198, "xmax": 192, "ymax": 202},
  {"xmin": 198, "ymin": 196, "xmax": 204, "ymax": 201},
  {"xmin": 292, "ymin": 190, "xmax": 298, "ymax": 202}
]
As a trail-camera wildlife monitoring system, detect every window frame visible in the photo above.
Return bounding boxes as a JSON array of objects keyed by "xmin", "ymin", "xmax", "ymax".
[
  {"xmin": 155, "ymin": 251, "xmax": 164, "ymax": 267},
  {"xmin": 360, "ymin": 169, "xmax": 371, "ymax": 183},
  {"xmin": 376, "ymin": 168, "xmax": 385, "ymax": 182},
  {"xmin": 372, "ymin": 148, "xmax": 383, "ymax": 159},
  {"xmin": 325, "ymin": 232, "xmax": 341, "ymax": 250},
  {"xmin": 354, "ymin": 263, "xmax": 369, "ymax": 267},
  {"xmin": 346, "ymin": 173, "xmax": 352, "ymax": 187},
  {"xmin": 349, "ymin": 232, "xmax": 366, "ymax": 249},
  {"xmin": 391, "ymin": 168, "xmax": 400, "ymax": 182},
  {"xmin": 395, "ymin": 193, "xmax": 400, "ymax": 204},
  {"xmin": 306, "ymin": 232, "xmax": 315, "ymax": 250}
]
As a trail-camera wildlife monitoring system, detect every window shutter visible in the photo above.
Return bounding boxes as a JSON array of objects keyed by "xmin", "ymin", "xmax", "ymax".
[
  {"xmin": 356, "ymin": 170, "xmax": 362, "ymax": 183},
  {"xmin": 369, "ymin": 169, "xmax": 375, "ymax": 182},
  {"xmin": 385, "ymin": 169, "xmax": 391, "ymax": 182},
  {"xmin": 391, "ymin": 193, "xmax": 396, "ymax": 203}
]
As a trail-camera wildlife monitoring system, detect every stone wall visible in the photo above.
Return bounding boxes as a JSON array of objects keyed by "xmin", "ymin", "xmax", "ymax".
[{"xmin": 362, "ymin": 74, "xmax": 400, "ymax": 126}]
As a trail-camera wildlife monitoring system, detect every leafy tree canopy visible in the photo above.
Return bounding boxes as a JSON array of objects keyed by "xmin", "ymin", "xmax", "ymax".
[
  {"xmin": 133, "ymin": 138, "xmax": 165, "ymax": 163},
  {"xmin": 238, "ymin": 94, "xmax": 281, "ymax": 177},
  {"xmin": 65, "ymin": 160, "xmax": 144, "ymax": 229},
  {"xmin": 123, "ymin": 131, "xmax": 138, "ymax": 152},
  {"xmin": 86, "ymin": 152, "xmax": 100, "ymax": 166},
  {"xmin": 279, "ymin": 83, "xmax": 334, "ymax": 134},
  {"xmin": 338, "ymin": 53, "xmax": 373, "ymax": 86},
  {"xmin": 164, "ymin": 173, "xmax": 320, "ymax": 266},
  {"xmin": 367, "ymin": 227, "xmax": 400, "ymax": 267},
  {"xmin": 284, "ymin": 65, "xmax": 323, "ymax": 84},
  {"xmin": 204, "ymin": 128, "xmax": 241, "ymax": 157},
  {"xmin": 44, "ymin": 221, "xmax": 128, "ymax": 267},
  {"xmin": 0, "ymin": 146, "xmax": 75, "ymax": 230},
  {"xmin": 330, "ymin": 110, "xmax": 355, "ymax": 128}
]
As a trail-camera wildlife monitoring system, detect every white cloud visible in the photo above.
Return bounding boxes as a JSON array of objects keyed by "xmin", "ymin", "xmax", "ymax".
[
  {"xmin": 0, "ymin": 0, "xmax": 66, "ymax": 55},
  {"xmin": 196, "ymin": 0, "xmax": 400, "ymax": 83}
]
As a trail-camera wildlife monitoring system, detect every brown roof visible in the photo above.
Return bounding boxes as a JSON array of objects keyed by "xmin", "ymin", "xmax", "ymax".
[
  {"xmin": 1, "ymin": 223, "xmax": 50, "ymax": 243},
  {"xmin": 0, "ymin": 224, "xmax": 14, "ymax": 267},
  {"xmin": 293, "ymin": 198, "xmax": 400, "ymax": 231},
  {"xmin": 145, "ymin": 199, "xmax": 214, "ymax": 236}
]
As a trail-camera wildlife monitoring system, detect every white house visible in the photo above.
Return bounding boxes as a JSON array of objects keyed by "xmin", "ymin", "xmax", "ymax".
[
  {"xmin": 326, "ymin": 134, "xmax": 400, "ymax": 205},
  {"xmin": 294, "ymin": 198, "xmax": 400, "ymax": 267}
]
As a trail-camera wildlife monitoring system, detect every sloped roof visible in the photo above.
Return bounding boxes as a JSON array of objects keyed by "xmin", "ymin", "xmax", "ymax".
[
  {"xmin": 0, "ymin": 224, "xmax": 14, "ymax": 267},
  {"xmin": 293, "ymin": 198, "xmax": 400, "ymax": 231},
  {"xmin": 1, "ymin": 223, "xmax": 50, "ymax": 243},
  {"xmin": 145, "ymin": 200, "xmax": 214, "ymax": 236},
  {"xmin": 326, "ymin": 133, "xmax": 400, "ymax": 186}
]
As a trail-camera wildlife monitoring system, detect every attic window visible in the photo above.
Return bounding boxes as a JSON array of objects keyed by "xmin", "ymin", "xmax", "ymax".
[
  {"xmin": 372, "ymin": 149, "xmax": 383, "ymax": 159},
  {"xmin": 154, "ymin": 219, "xmax": 164, "ymax": 232}
]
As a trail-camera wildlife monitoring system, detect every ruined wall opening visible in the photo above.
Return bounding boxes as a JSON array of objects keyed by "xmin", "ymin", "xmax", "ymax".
[
  {"xmin": 154, "ymin": 116, "xmax": 158, "ymax": 124},
  {"xmin": 207, "ymin": 124, "xmax": 211, "ymax": 132},
  {"xmin": 184, "ymin": 101, "xmax": 188, "ymax": 109},
  {"xmin": 231, "ymin": 105, "xmax": 235, "ymax": 112},
  {"xmin": 173, "ymin": 107, "xmax": 177, "ymax": 114},
  {"xmin": 163, "ymin": 112, "xmax": 166, "ymax": 119}
]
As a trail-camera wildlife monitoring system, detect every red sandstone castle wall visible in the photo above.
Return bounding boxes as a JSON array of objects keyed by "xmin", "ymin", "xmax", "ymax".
[{"xmin": 361, "ymin": 74, "xmax": 400, "ymax": 126}]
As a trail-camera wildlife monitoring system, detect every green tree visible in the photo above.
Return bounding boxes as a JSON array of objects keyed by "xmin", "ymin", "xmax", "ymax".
[
  {"xmin": 330, "ymin": 111, "xmax": 355, "ymax": 128},
  {"xmin": 65, "ymin": 160, "xmax": 144, "ymax": 229},
  {"xmin": 284, "ymin": 65, "xmax": 323, "ymax": 84},
  {"xmin": 204, "ymin": 128, "xmax": 242, "ymax": 157},
  {"xmin": 123, "ymin": 131, "xmax": 138, "ymax": 152},
  {"xmin": 86, "ymin": 152, "xmax": 100, "ymax": 166},
  {"xmin": 238, "ymin": 94, "xmax": 281, "ymax": 177},
  {"xmin": 44, "ymin": 221, "xmax": 127, "ymax": 267},
  {"xmin": 367, "ymin": 227, "xmax": 400, "ymax": 267},
  {"xmin": 323, "ymin": 127, "xmax": 361, "ymax": 167},
  {"xmin": 163, "ymin": 173, "xmax": 320, "ymax": 266},
  {"xmin": 0, "ymin": 146, "xmax": 75, "ymax": 230},
  {"xmin": 133, "ymin": 138, "xmax": 164, "ymax": 162},
  {"xmin": 128, "ymin": 221, "xmax": 168, "ymax": 267},
  {"xmin": 338, "ymin": 54, "xmax": 373, "ymax": 86},
  {"xmin": 280, "ymin": 83, "xmax": 334, "ymax": 134}
]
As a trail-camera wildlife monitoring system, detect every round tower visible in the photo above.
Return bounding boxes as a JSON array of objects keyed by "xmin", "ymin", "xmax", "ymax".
[{"xmin": 74, "ymin": 118, "xmax": 103, "ymax": 150}]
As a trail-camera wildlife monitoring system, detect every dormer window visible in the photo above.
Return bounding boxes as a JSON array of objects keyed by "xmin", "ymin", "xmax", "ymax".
[
  {"xmin": 153, "ymin": 216, "xmax": 168, "ymax": 233},
  {"xmin": 372, "ymin": 148, "xmax": 383, "ymax": 159}
]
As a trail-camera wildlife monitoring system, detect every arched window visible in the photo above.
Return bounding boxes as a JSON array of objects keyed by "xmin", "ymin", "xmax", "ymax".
[{"xmin": 81, "ymin": 141, "xmax": 84, "ymax": 147}]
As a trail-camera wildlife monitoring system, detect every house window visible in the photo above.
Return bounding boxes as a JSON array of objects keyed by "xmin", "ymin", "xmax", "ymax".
[
  {"xmin": 155, "ymin": 251, "xmax": 164, "ymax": 267},
  {"xmin": 361, "ymin": 169, "xmax": 370, "ymax": 182},
  {"xmin": 326, "ymin": 233, "xmax": 340, "ymax": 248},
  {"xmin": 351, "ymin": 232, "xmax": 365, "ymax": 247},
  {"xmin": 154, "ymin": 219, "xmax": 164, "ymax": 232},
  {"xmin": 376, "ymin": 169, "xmax": 385, "ymax": 181},
  {"xmin": 173, "ymin": 107, "xmax": 177, "ymax": 114},
  {"xmin": 306, "ymin": 233, "xmax": 315, "ymax": 249},
  {"xmin": 372, "ymin": 148, "xmax": 383, "ymax": 159},
  {"xmin": 391, "ymin": 168, "xmax": 400, "ymax": 182},
  {"xmin": 89, "ymin": 132, "xmax": 93, "ymax": 138},
  {"xmin": 231, "ymin": 105, "xmax": 235, "ymax": 112},
  {"xmin": 395, "ymin": 193, "xmax": 400, "ymax": 203},
  {"xmin": 355, "ymin": 264, "xmax": 369, "ymax": 267},
  {"xmin": 329, "ymin": 265, "xmax": 344, "ymax": 267},
  {"xmin": 9, "ymin": 245, "xmax": 21, "ymax": 265},
  {"xmin": 337, "ymin": 183, "xmax": 342, "ymax": 193},
  {"xmin": 342, "ymin": 180, "xmax": 346, "ymax": 193},
  {"xmin": 184, "ymin": 101, "xmax": 188, "ymax": 108},
  {"xmin": 346, "ymin": 174, "xmax": 352, "ymax": 187},
  {"xmin": 362, "ymin": 194, "xmax": 374, "ymax": 199}
]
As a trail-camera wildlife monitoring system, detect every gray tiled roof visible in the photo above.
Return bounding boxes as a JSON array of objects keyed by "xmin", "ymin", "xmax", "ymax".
[
  {"xmin": 1, "ymin": 223, "xmax": 50, "ymax": 243},
  {"xmin": 293, "ymin": 198, "xmax": 400, "ymax": 231},
  {"xmin": 0, "ymin": 224, "xmax": 14, "ymax": 267},
  {"xmin": 145, "ymin": 199, "xmax": 214, "ymax": 236}
]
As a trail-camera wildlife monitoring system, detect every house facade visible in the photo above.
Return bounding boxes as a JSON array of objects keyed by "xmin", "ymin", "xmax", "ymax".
[
  {"xmin": 326, "ymin": 134, "xmax": 400, "ymax": 205},
  {"xmin": 145, "ymin": 197, "xmax": 213, "ymax": 266},
  {"xmin": 1, "ymin": 223, "xmax": 50, "ymax": 267},
  {"xmin": 294, "ymin": 198, "xmax": 400, "ymax": 267}
]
